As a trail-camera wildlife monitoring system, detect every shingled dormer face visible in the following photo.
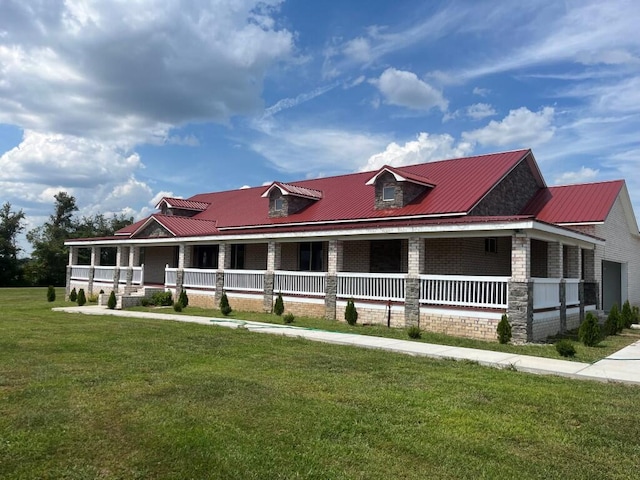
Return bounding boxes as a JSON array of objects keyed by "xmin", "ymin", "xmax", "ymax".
[{"xmin": 373, "ymin": 171, "xmax": 430, "ymax": 210}]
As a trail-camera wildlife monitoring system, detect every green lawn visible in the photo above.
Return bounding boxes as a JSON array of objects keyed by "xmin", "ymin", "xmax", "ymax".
[
  {"xmin": 132, "ymin": 303, "xmax": 640, "ymax": 364},
  {"xmin": 2, "ymin": 288, "xmax": 640, "ymax": 479}
]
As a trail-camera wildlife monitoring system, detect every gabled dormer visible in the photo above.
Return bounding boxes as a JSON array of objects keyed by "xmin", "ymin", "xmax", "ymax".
[
  {"xmin": 365, "ymin": 165, "xmax": 436, "ymax": 210},
  {"xmin": 262, "ymin": 182, "xmax": 323, "ymax": 218},
  {"xmin": 155, "ymin": 197, "xmax": 210, "ymax": 217}
]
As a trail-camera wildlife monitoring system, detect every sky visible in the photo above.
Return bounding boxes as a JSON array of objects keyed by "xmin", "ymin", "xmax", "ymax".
[{"xmin": 1, "ymin": 0, "xmax": 639, "ymax": 255}]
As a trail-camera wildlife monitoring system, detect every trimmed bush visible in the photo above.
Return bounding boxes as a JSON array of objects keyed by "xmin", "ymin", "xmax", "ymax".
[
  {"xmin": 345, "ymin": 299, "xmax": 358, "ymax": 326},
  {"xmin": 555, "ymin": 339, "xmax": 576, "ymax": 357},
  {"xmin": 88, "ymin": 294, "xmax": 99, "ymax": 303},
  {"xmin": 621, "ymin": 300, "xmax": 633, "ymax": 329},
  {"xmin": 99, "ymin": 289, "xmax": 105, "ymax": 294},
  {"xmin": 150, "ymin": 291, "xmax": 173, "ymax": 306},
  {"xmin": 283, "ymin": 313, "xmax": 295, "ymax": 324},
  {"xmin": 107, "ymin": 290, "xmax": 117, "ymax": 310},
  {"xmin": 220, "ymin": 292, "xmax": 232, "ymax": 316},
  {"xmin": 47, "ymin": 285, "xmax": 56, "ymax": 302},
  {"xmin": 140, "ymin": 298, "xmax": 150, "ymax": 307},
  {"xmin": 178, "ymin": 290, "xmax": 189, "ymax": 309},
  {"xmin": 407, "ymin": 325, "xmax": 421, "ymax": 339},
  {"xmin": 273, "ymin": 293, "xmax": 284, "ymax": 316},
  {"xmin": 578, "ymin": 312, "xmax": 601, "ymax": 347},
  {"xmin": 77, "ymin": 288, "xmax": 86, "ymax": 306},
  {"xmin": 173, "ymin": 302, "xmax": 183, "ymax": 312},
  {"xmin": 496, "ymin": 314, "xmax": 512, "ymax": 344},
  {"xmin": 69, "ymin": 288, "xmax": 77, "ymax": 302},
  {"xmin": 604, "ymin": 303, "xmax": 620, "ymax": 336},
  {"xmin": 633, "ymin": 306, "xmax": 640, "ymax": 325}
]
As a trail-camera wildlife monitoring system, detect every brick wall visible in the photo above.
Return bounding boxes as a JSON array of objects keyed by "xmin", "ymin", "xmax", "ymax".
[
  {"xmin": 343, "ymin": 240, "xmax": 370, "ymax": 272},
  {"xmin": 424, "ymin": 237, "xmax": 511, "ymax": 276},
  {"xmin": 244, "ymin": 243, "xmax": 268, "ymax": 270},
  {"xmin": 420, "ymin": 308, "xmax": 500, "ymax": 341}
]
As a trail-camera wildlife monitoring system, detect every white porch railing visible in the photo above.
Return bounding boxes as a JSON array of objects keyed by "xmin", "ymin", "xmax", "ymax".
[
  {"xmin": 184, "ymin": 268, "xmax": 217, "ymax": 289},
  {"xmin": 132, "ymin": 265, "xmax": 144, "ymax": 285},
  {"xmin": 337, "ymin": 272, "xmax": 405, "ymax": 301},
  {"xmin": 532, "ymin": 277, "xmax": 561, "ymax": 310},
  {"xmin": 118, "ymin": 268, "xmax": 128, "ymax": 284},
  {"xmin": 565, "ymin": 278, "xmax": 580, "ymax": 306},
  {"xmin": 224, "ymin": 269, "xmax": 264, "ymax": 292},
  {"xmin": 70, "ymin": 265, "xmax": 91, "ymax": 281},
  {"xmin": 419, "ymin": 275, "xmax": 509, "ymax": 309},
  {"xmin": 93, "ymin": 266, "xmax": 115, "ymax": 283},
  {"xmin": 274, "ymin": 271, "xmax": 326, "ymax": 296},
  {"xmin": 165, "ymin": 267, "xmax": 178, "ymax": 287}
]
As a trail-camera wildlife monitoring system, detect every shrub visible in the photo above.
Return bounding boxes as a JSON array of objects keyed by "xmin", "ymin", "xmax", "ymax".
[
  {"xmin": 77, "ymin": 288, "xmax": 86, "ymax": 306},
  {"xmin": 633, "ymin": 306, "xmax": 640, "ymax": 325},
  {"xmin": 621, "ymin": 300, "xmax": 634, "ymax": 329},
  {"xmin": 140, "ymin": 298, "xmax": 150, "ymax": 307},
  {"xmin": 220, "ymin": 292, "xmax": 232, "ymax": 316},
  {"xmin": 273, "ymin": 293, "xmax": 284, "ymax": 316},
  {"xmin": 178, "ymin": 290, "xmax": 189, "ymax": 308},
  {"xmin": 604, "ymin": 303, "xmax": 620, "ymax": 336},
  {"xmin": 555, "ymin": 339, "xmax": 576, "ymax": 357},
  {"xmin": 345, "ymin": 299, "xmax": 358, "ymax": 326},
  {"xmin": 69, "ymin": 287, "xmax": 77, "ymax": 302},
  {"xmin": 578, "ymin": 312, "xmax": 601, "ymax": 347},
  {"xmin": 407, "ymin": 325, "xmax": 421, "ymax": 339},
  {"xmin": 283, "ymin": 313, "xmax": 295, "ymax": 324},
  {"xmin": 173, "ymin": 302, "xmax": 183, "ymax": 312},
  {"xmin": 88, "ymin": 294, "xmax": 99, "ymax": 303},
  {"xmin": 99, "ymin": 289, "xmax": 105, "ymax": 294},
  {"xmin": 496, "ymin": 314, "xmax": 512, "ymax": 344},
  {"xmin": 150, "ymin": 291, "xmax": 173, "ymax": 306},
  {"xmin": 107, "ymin": 290, "xmax": 117, "ymax": 310},
  {"xmin": 47, "ymin": 285, "xmax": 56, "ymax": 302}
]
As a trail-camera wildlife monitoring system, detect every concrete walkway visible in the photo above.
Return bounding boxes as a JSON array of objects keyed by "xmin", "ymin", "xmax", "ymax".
[{"xmin": 53, "ymin": 305, "xmax": 640, "ymax": 386}]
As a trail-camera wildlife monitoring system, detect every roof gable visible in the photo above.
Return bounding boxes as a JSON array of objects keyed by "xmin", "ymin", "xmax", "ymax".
[
  {"xmin": 261, "ymin": 182, "xmax": 323, "ymax": 200},
  {"xmin": 156, "ymin": 197, "xmax": 210, "ymax": 212},
  {"xmin": 364, "ymin": 165, "xmax": 436, "ymax": 187}
]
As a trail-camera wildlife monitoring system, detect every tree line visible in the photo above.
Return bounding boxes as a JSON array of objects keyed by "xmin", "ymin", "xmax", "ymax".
[{"xmin": 0, "ymin": 192, "xmax": 133, "ymax": 287}]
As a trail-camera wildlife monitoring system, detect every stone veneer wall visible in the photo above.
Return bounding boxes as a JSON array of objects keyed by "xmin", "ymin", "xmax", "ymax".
[
  {"xmin": 470, "ymin": 159, "xmax": 541, "ymax": 216},
  {"xmin": 373, "ymin": 171, "xmax": 429, "ymax": 210}
]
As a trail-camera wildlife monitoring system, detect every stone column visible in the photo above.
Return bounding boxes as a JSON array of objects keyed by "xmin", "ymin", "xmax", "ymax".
[
  {"xmin": 215, "ymin": 243, "xmax": 229, "ymax": 303},
  {"xmin": 325, "ymin": 240, "xmax": 344, "ymax": 320},
  {"xmin": 559, "ymin": 279, "xmax": 567, "ymax": 333},
  {"xmin": 176, "ymin": 244, "xmax": 191, "ymax": 293},
  {"xmin": 579, "ymin": 280, "xmax": 585, "ymax": 322},
  {"xmin": 508, "ymin": 234, "xmax": 532, "ymax": 343},
  {"xmin": 88, "ymin": 246, "xmax": 101, "ymax": 295},
  {"xmin": 263, "ymin": 241, "xmax": 281, "ymax": 312},
  {"xmin": 405, "ymin": 237, "xmax": 425, "ymax": 327},
  {"xmin": 113, "ymin": 246, "xmax": 123, "ymax": 292}
]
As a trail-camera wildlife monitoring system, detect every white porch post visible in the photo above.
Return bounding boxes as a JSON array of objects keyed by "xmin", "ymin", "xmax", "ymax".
[
  {"xmin": 65, "ymin": 246, "xmax": 78, "ymax": 297},
  {"xmin": 508, "ymin": 234, "xmax": 533, "ymax": 343},
  {"xmin": 325, "ymin": 240, "xmax": 344, "ymax": 320},
  {"xmin": 405, "ymin": 237, "xmax": 425, "ymax": 327},
  {"xmin": 264, "ymin": 241, "xmax": 281, "ymax": 312}
]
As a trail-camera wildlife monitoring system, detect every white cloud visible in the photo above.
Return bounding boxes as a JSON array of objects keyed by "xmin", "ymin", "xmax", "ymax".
[
  {"xmin": 554, "ymin": 167, "xmax": 599, "ymax": 185},
  {"xmin": 466, "ymin": 103, "xmax": 496, "ymax": 120},
  {"xmin": 372, "ymin": 68, "xmax": 448, "ymax": 112},
  {"xmin": 362, "ymin": 132, "xmax": 473, "ymax": 171},
  {"xmin": 0, "ymin": 0, "xmax": 295, "ymax": 142},
  {"xmin": 473, "ymin": 87, "xmax": 490, "ymax": 97},
  {"xmin": 462, "ymin": 107, "xmax": 555, "ymax": 147},
  {"xmin": 343, "ymin": 37, "xmax": 373, "ymax": 63}
]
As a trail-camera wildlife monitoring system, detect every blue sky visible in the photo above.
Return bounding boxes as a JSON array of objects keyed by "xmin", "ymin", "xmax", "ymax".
[{"xmin": 1, "ymin": 0, "xmax": 639, "ymax": 254}]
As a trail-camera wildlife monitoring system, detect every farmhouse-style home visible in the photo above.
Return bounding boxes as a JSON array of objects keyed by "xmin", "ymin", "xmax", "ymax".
[{"xmin": 65, "ymin": 149, "xmax": 640, "ymax": 342}]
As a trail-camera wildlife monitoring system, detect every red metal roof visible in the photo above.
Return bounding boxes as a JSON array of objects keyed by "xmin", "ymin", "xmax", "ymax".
[
  {"xmin": 262, "ymin": 182, "xmax": 323, "ymax": 199},
  {"xmin": 522, "ymin": 180, "xmax": 624, "ymax": 224},
  {"xmin": 157, "ymin": 197, "xmax": 210, "ymax": 211}
]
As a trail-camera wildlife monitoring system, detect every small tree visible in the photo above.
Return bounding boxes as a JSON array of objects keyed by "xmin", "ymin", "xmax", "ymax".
[
  {"xmin": 69, "ymin": 287, "xmax": 77, "ymax": 302},
  {"xmin": 47, "ymin": 285, "xmax": 56, "ymax": 302},
  {"xmin": 621, "ymin": 300, "xmax": 633, "ymax": 329},
  {"xmin": 604, "ymin": 303, "xmax": 620, "ymax": 336},
  {"xmin": 220, "ymin": 292, "xmax": 232, "ymax": 316},
  {"xmin": 273, "ymin": 293, "xmax": 284, "ymax": 316},
  {"xmin": 178, "ymin": 290, "xmax": 189, "ymax": 309},
  {"xmin": 497, "ymin": 314, "xmax": 512, "ymax": 344},
  {"xmin": 107, "ymin": 290, "xmax": 117, "ymax": 310},
  {"xmin": 345, "ymin": 298, "xmax": 358, "ymax": 326},
  {"xmin": 77, "ymin": 288, "xmax": 86, "ymax": 306},
  {"xmin": 578, "ymin": 312, "xmax": 601, "ymax": 347}
]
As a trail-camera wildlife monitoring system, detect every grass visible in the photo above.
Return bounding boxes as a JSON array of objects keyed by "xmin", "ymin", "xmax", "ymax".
[
  {"xmin": 2, "ymin": 287, "xmax": 640, "ymax": 479},
  {"xmin": 131, "ymin": 303, "xmax": 640, "ymax": 364}
]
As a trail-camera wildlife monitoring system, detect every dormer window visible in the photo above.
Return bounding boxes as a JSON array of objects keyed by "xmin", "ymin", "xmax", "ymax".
[
  {"xmin": 274, "ymin": 198, "xmax": 284, "ymax": 211},
  {"xmin": 262, "ymin": 182, "xmax": 323, "ymax": 218},
  {"xmin": 383, "ymin": 186, "xmax": 396, "ymax": 201}
]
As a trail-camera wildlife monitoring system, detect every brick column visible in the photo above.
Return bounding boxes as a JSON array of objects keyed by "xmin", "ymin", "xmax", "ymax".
[
  {"xmin": 405, "ymin": 237, "xmax": 425, "ymax": 327},
  {"xmin": 579, "ymin": 280, "xmax": 585, "ymax": 322},
  {"xmin": 547, "ymin": 242, "xmax": 562, "ymax": 278},
  {"xmin": 113, "ymin": 246, "xmax": 123, "ymax": 292},
  {"xmin": 263, "ymin": 241, "xmax": 281, "ymax": 312},
  {"xmin": 215, "ymin": 243, "xmax": 229, "ymax": 304},
  {"xmin": 325, "ymin": 240, "xmax": 344, "ymax": 320},
  {"xmin": 176, "ymin": 244, "xmax": 192, "ymax": 293},
  {"xmin": 559, "ymin": 279, "xmax": 567, "ymax": 333},
  {"xmin": 88, "ymin": 246, "xmax": 101, "ymax": 295},
  {"xmin": 564, "ymin": 245, "xmax": 580, "ymax": 278},
  {"xmin": 509, "ymin": 234, "xmax": 532, "ymax": 343}
]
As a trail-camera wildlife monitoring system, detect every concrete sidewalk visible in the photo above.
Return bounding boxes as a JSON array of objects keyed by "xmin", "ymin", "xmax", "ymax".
[{"xmin": 53, "ymin": 305, "xmax": 640, "ymax": 386}]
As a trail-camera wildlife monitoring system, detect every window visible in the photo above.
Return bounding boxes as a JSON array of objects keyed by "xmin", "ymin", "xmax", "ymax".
[
  {"xmin": 274, "ymin": 197, "xmax": 284, "ymax": 211},
  {"xmin": 194, "ymin": 245, "xmax": 218, "ymax": 269},
  {"xmin": 382, "ymin": 186, "xmax": 396, "ymax": 201},
  {"xmin": 231, "ymin": 244, "xmax": 245, "ymax": 269},
  {"xmin": 485, "ymin": 237, "xmax": 498, "ymax": 254},
  {"xmin": 299, "ymin": 242, "xmax": 324, "ymax": 271}
]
